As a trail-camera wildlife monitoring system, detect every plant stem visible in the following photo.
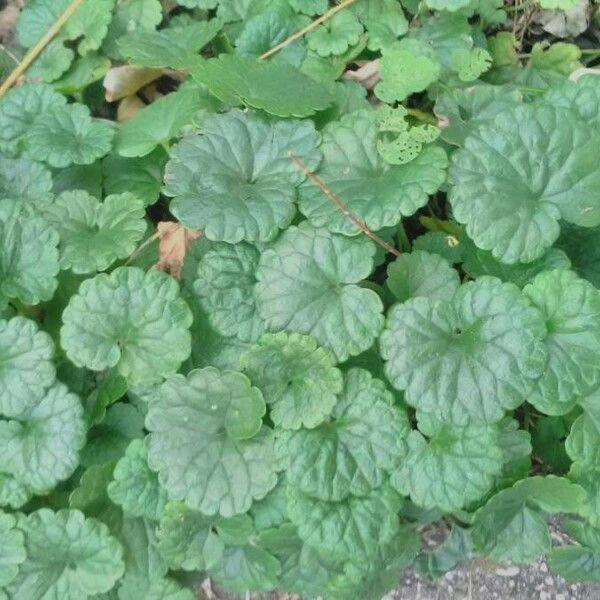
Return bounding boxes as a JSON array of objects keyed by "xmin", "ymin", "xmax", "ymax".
[
  {"xmin": 289, "ymin": 152, "xmax": 401, "ymax": 257},
  {"xmin": 0, "ymin": 0, "xmax": 85, "ymax": 98},
  {"xmin": 406, "ymin": 108, "xmax": 438, "ymax": 126},
  {"xmin": 259, "ymin": 0, "xmax": 358, "ymax": 60}
]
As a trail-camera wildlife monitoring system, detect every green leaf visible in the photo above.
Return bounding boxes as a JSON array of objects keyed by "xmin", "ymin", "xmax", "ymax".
[
  {"xmin": 108, "ymin": 439, "xmax": 168, "ymax": 521},
  {"xmin": 258, "ymin": 523, "xmax": 334, "ymax": 597},
  {"xmin": 290, "ymin": 0, "xmax": 328, "ymax": 14},
  {"xmin": 235, "ymin": 12, "xmax": 306, "ymax": 66},
  {"xmin": 256, "ymin": 222, "xmax": 384, "ymax": 362},
  {"xmin": 53, "ymin": 163, "xmax": 103, "ymax": 198},
  {"xmin": 118, "ymin": 20, "xmax": 222, "ymax": 69},
  {"xmin": 60, "ymin": 267, "xmax": 192, "ymax": 386},
  {"xmin": 297, "ymin": 111, "xmax": 447, "ymax": 235},
  {"xmin": 240, "ymin": 332, "xmax": 343, "ymax": 430},
  {"xmin": 462, "ymin": 242, "xmax": 571, "ymax": 287},
  {"xmin": 0, "ymin": 156, "xmax": 53, "ymax": 204},
  {"xmin": 25, "ymin": 103, "xmax": 114, "ymax": 168},
  {"xmin": 449, "ymin": 104, "xmax": 600, "ymax": 263},
  {"xmin": 0, "ymin": 512, "xmax": 25, "ymax": 587},
  {"xmin": 364, "ymin": 0, "xmax": 408, "ymax": 51},
  {"xmin": 542, "ymin": 75, "xmax": 600, "ymax": 126},
  {"xmin": 538, "ymin": 0, "xmax": 579, "ymax": 8},
  {"xmin": 0, "ymin": 473, "xmax": 33, "ymax": 509},
  {"xmin": 307, "ymin": 12, "xmax": 363, "ymax": 57},
  {"xmin": 523, "ymin": 270, "xmax": 600, "ymax": 413},
  {"xmin": 62, "ymin": 0, "xmax": 115, "ymax": 55},
  {"xmin": 193, "ymin": 242, "xmax": 265, "ymax": 342},
  {"xmin": 102, "ymin": 148, "xmax": 167, "ymax": 207},
  {"xmin": 425, "ymin": 0, "xmax": 471, "ymax": 10},
  {"xmin": 472, "ymin": 476, "xmax": 586, "ymax": 563},
  {"xmin": 550, "ymin": 546, "xmax": 600, "ymax": 583},
  {"xmin": 375, "ymin": 38, "xmax": 441, "ymax": 102},
  {"xmin": 0, "ymin": 200, "xmax": 59, "ymax": 305},
  {"xmin": 191, "ymin": 54, "xmax": 334, "ymax": 117},
  {"xmin": 276, "ymin": 368, "xmax": 408, "ymax": 500},
  {"xmin": 566, "ymin": 414, "xmax": 600, "ymax": 467},
  {"xmin": 156, "ymin": 502, "xmax": 224, "ymax": 571},
  {"xmin": 450, "ymin": 47, "xmax": 492, "ymax": 81},
  {"xmin": 7, "ymin": 509, "xmax": 124, "ymax": 599},
  {"xmin": 416, "ymin": 526, "xmax": 474, "ymax": 579},
  {"xmin": 102, "ymin": 0, "xmax": 163, "ymax": 59},
  {"xmin": 0, "ymin": 83, "xmax": 66, "ymax": 157},
  {"xmin": 391, "ymin": 419, "xmax": 503, "ymax": 511},
  {"xmin": 17, "ymin": 0, "xmax": 71, "ymax": 47},
  {"xmin": 0, "ymin": 381, "xmax": 86, "ymax": 494},
  {"xmin": 382, "ymin": 276, "xmax": 547, "ymax": 424},
  {"xmin": 53, "ymin": 53, "xmax": 110, "ymax": 95},
  {"xmin": 43, "ymin": 191, "xmax": 147, "ymax": 274},
  {"xmin": 531, "ymin": 415, "xmax": 571, "ymax": 472},
  {"xmin": 434, "ymin": 85, "xmax": 522, "ymax": 147},
  {"xmin": 413, "ymin": 231, "xmax": 464, "ymax": 264},
  {"xmin": 146, "ymin": 367, "xmax": 277, "ymax": 517},
  {"xmin": 549, "ymin": 520, "xmax": 600, "ymax": 582},
  {"xmin": 0, "ymin": 316, "xmax": 55, "ymax": 418},
  {"xmin": 115, "ymin": 84, "xmax": 219, "ymax": 158},
  {"xmin": 288, "ymin": 484, "xmax": 403, "ymax": 562},
  {"xmin": 164, "ymin": 109, "xmax": 321, "ymax": 243},
  {"xmin": 209, "ymin": 544, "xmax": 281, "ymax": 594},
  {"xmin": 386, "ymin": 250, "xmax": 460, "ymax": 303},
  {"xmin": 81, "ymin": 403, "xmax": 145, "ymax": 467},
  {"xmin": 26, "ymin": 40, "xmax": 74, "ymax": 82}
]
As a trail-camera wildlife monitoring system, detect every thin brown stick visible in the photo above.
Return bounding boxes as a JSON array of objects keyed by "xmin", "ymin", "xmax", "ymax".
[
  {"xmin": 289, "ymin": 152, "xmax": 401, "ymax": 257},
  {"xmin": 124, "ymin": 231, "xmax": 161, "ymax": 265},
  {"xmin": 259, "ymin": 0, "xmax": 358, "ymax": 60},
  {"xmin": 0, "ymin": 0, "xmax": 85, "ymax": 97}
]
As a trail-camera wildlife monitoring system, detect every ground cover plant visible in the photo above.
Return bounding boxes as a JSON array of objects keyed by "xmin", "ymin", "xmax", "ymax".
[{"xmin": 2, "ymin": 0, "xmax": 600, "ymax": 597}]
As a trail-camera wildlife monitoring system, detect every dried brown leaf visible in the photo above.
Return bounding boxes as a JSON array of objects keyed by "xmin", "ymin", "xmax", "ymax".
[
  {"xmin": 103, "ymin": 65, "xmax": 162, "ymax": 102},
  {"xmin": 151, "ymin": 222, "xmax": 201, "ymax": 280}
]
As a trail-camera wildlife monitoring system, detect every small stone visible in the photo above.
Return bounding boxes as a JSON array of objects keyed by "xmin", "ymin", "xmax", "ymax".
[
  {"xmin": 496, "ymin": 566, "xmax": 520, "ymax": 577},
  {"xmin": 540, "ymin": 562, "xmax": 548, "ymax": 572},
  {"xmin": 544, "ymin": 576, "xmax": 554, "ymax": 585}
]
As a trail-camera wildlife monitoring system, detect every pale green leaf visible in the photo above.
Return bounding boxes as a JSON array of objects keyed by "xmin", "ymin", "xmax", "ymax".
[
  {"xmin": 0, "ymin": 157, "xmax": 53, "ymax": 204},
  {"xmin": 307, "ymin": 12, "xmax": 363, "ymax": 57},
  {"xmin": 375, "ymin": 38, "xmax": 441, "ymax": 102}
]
